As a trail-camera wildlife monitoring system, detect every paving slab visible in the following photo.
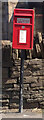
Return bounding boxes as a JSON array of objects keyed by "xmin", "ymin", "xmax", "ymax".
[{"xmin": 0, "ymin": 109, "xmax": 43, "ymax": 120}]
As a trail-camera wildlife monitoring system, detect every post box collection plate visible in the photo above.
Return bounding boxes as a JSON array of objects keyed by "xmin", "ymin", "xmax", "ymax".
[
  {"xmin": 12, "ymin": 9, "xmax": 34, "ymax": 49},
  {"xmin": 19, "ymin": 30, "xmax": 26, "ymax": 44}
]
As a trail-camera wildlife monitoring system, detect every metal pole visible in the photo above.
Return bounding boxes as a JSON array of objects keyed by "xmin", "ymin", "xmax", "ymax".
[{"xmin": 19, "ymin": 50, "xmax": 25, "ymax": 113}]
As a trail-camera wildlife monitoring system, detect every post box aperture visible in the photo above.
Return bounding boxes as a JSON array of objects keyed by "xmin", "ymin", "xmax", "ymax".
[{"xmin": 12, "ymin": 9, "xmax": 34, "ymax": 49}]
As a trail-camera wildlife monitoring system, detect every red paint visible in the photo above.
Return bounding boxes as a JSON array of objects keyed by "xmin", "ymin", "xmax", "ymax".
[{"xmin": 12, "ymin": 9, "xmax": 34, "ymax": 49}]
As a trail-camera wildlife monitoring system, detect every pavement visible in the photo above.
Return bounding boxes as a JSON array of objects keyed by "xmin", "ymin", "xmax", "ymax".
[{"xmin": 0, "ymin": 109, "xmax": 44, "ymax": 120}]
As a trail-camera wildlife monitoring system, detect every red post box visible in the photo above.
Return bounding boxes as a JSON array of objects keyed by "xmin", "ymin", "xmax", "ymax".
[{"xmin": 12, "ymin": 9, "xmax": 34, "ymax": 49}]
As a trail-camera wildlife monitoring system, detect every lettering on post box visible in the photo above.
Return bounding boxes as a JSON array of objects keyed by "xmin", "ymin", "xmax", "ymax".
[{"xmin": 17, "ymin": 18, "xmax": 30, "ymax": 23}]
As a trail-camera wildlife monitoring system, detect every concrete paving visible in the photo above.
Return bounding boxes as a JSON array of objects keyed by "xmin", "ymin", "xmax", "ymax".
[{"xmin": 0, "ymin": 109, "xmax": 43, "ymax": 120}]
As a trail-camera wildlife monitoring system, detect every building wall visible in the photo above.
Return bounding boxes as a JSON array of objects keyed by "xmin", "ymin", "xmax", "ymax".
[
  {"xmin": 2, "ymin": 2, "xmax": 8, "ymax": 40},
  {"xmin": 36, "ymin": 15, "xmax": 43, "ymax": 33},
  {"xmin": 2, "ymin": 2, "xmax": 43, "ymax": 41},
  {"xmin": 35, "ymin": 6, "xmax": 43, "ymax": 33},
  {"xmin": 8, "ymin": 2, "xmax": 18, "ymax": 41},
  {"xmin": 16, "ymin": 2, "xmax": 43, "ymax": 33},
  {"xmin": 2, "ymin": 2, "xmax": 18, "ymax": 40}
]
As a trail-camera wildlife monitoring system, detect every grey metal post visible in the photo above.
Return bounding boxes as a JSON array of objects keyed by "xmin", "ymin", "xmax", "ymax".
[{"xmin": 19, "ymin": 50, "xmax": 25, "ymax": 113}]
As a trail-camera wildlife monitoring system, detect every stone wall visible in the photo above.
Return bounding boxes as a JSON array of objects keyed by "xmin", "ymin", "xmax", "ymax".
[{"xmin": 2, "ymin": 54, "xmax": 44, "ymax": 112}]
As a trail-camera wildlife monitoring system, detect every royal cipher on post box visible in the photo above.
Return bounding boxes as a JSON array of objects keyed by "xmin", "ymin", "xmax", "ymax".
[{"xmin": 12, "ymin": 9, "xmax": 34, "ymax": 49}]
